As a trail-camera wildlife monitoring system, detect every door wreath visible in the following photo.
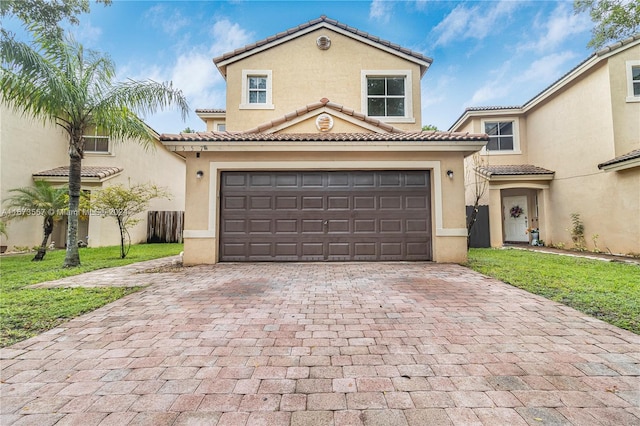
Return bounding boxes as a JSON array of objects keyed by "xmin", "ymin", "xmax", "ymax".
[{"xmin": 510, "ymin": 205, "xmax": 524, "ymax": 218}]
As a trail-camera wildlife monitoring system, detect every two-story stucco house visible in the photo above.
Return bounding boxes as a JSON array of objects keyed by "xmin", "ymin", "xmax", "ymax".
[
  {"xmin": 450, "ymin": 35, "xmax": 639, "ymax": 255},
  {"xmin": 0, "ymin": 104, "xmax": 186, "ymax": 250},
  {"xmin": 160, "ymin": 16, "xmax": 488, "ymax": 265}
]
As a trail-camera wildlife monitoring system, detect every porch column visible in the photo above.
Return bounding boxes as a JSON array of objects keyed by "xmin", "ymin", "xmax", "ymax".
[{"xmin": 488, "ymin": 187, "xmax": 503, "ymax": 248}]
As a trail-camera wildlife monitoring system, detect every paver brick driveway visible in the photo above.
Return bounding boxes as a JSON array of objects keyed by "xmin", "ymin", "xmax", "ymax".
[{"xmin": 1, "ymin": 261, "xmax": 639, "ymax": 425}]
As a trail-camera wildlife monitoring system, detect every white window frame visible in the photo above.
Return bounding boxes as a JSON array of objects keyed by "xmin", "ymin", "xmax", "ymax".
[
  {"xmin": 83, "ymin": 128, "xmax": 111, "ymax": 155},
  {"xmin": 361, "ymin": 70, "xmax": 414, "ymax": 123},
  {"xmin": 217, "ymin": 123, "xmax": 226, "ymax": 131},
  {"xmin": 480, "ymin": 118, "xmax": 521, "ymax": 155},
  {"xmin": 626, "ymin": 60, "xmax": 640, "ymax": 102},
  {"xmin": 240, "ymin": 69, "xmax": 274, "ymax": 109}
]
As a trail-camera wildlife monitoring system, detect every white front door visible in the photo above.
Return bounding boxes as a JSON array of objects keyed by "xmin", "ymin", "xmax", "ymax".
[{"xmin": 503, "ymin": 195, "xmax": 528, "ymax": 242}]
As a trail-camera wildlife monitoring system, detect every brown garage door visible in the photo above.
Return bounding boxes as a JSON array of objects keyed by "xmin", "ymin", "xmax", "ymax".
[{"xmin": 219, "ymin": 171, "xmax": 432, "ymax": 261}]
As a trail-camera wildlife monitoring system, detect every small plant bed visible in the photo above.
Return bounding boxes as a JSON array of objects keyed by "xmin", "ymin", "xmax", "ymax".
[
  {"xmin": 0, "ymin": 243, "xmax": 183, "ymax": 347},
  {"xmin": 467, "ymin": 248, "xmax": 640, "ymax": 334}
]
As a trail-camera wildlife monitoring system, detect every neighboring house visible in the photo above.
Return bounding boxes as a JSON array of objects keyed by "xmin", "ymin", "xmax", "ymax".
[
  {"xmin": 0, "ymin": 105, "xmax": 186, "ymax": 250},
  {"xmin": 161, "ymin": 16, "xmax": 487, "ymax": 265},
  {"xmin": 450, "ymin": 35, "xmax": 640, "ymax": 255}
]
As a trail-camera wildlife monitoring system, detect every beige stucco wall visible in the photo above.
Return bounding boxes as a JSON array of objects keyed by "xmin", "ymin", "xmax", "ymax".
[
  {"xmin": 223, "ymin": 28, "xmax": 422, "ymax": 132},
  {"xmin": 1, "ymin": 106, "xmax": 69, "ymax": 249},
  {"xmin": 181, "ymin": 147, "xmax": 470, "ymax": 265},
  {"xmin": 82, "ymin": 138, "xmax": 186, "ymax": 248},
  {"xmin": 1, "ymin": 105, "xmax": 186, "ymax": 250},
  {"xmin": 607, "ymin": 44, "xmax": 640, "ymax": 157}
]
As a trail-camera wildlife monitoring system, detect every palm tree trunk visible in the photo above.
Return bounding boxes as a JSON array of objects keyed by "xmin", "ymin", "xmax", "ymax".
[
  {"xmin": 33, "ymin": 216, "xmax": 54, "ymax": 261},
  {"xmin": 63, "ymin": 152, "xmax": 82, "ymax": 267}
]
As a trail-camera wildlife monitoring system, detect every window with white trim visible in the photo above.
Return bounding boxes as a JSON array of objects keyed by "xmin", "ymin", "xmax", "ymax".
[
  {"xmin": 484, "ymin": 121, "xmax": 515, "ymax": 151},
  {"xmin": 626, "ymin": 60, "xmax": 640, "ymax": 102},
  {"xmin": 240, "ymin": 70, "xmax": 273, "ymax": 109},
  {"xmin": 83, "ymin": 126, "xmax": 110, "ymax": 153},
  {"xmin": 361, "ymin": 70, "xmax": 413, "ymax": 122}
]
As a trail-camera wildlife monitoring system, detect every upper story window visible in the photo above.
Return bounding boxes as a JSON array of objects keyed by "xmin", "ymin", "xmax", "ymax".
[
  {"xmin": 626, "ymin": 60, "xmax": 640, "ymax": 102},
  {"xmin": 217, "ymin": 123, "xmax": 226, "ymax": 131},
  {"xmin": 240, "ymin": 70, "xmax": 273, "ymax": 109},
  {"xmin": 367, "ymin": 77, "xmax": 405, "ymax": 116},
  {"xmin": 83, "ymin": 126, "xmax": 110, "ymax": 154},
  {"xmin": 361, "ymin": 70, "xmax": 414, "ymax": 122},
  {"xmin": 484, "ymin": 121, "xmax": 518, "ymax": 153}
]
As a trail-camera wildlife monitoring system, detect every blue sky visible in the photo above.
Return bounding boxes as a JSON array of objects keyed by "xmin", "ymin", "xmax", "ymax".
[{"xmin": 9, "ymin": 0, "xmax": 595, "ymax": 133}]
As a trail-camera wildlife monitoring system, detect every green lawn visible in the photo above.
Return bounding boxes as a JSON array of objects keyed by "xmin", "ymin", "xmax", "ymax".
[
  {"xmin": 0, "ymin": 244, "xmax": 182, "ymax": 347},
  {"xmin": 467, "ymin": 248, "xmax": 640, "ymax": 334}
]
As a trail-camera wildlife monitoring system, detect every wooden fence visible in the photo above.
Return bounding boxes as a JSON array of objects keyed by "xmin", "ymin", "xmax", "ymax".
[{"xmin": 147, "ymin": 211, "xmax": 184, "ymax": 243}]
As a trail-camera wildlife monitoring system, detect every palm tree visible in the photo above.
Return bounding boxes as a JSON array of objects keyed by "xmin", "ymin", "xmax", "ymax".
[
  {"xmin": 3, "ymin": 181, "xmax": 68, "ymax": 261},
  {"xmin": 0, "ymin": 27, "xmax": 189, "ymax": 267}
]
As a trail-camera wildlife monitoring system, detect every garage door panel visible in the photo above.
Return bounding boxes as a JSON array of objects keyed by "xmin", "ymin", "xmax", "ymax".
[
  {"xmin": 275, "ymin": 219, "xmax": 297, "ymax": 233},
  {"xmin": 220, "ymin": 171, "xmax": 431, "ymax": 261},
  {"xmin": 250, "ymin": 196, "xmax": 272, "ymax": 210},
  {"xmin": 302, "ymin": 196, "xmax": 324, "ymax": 209},
  {"xmin": 406, "ymin": 196, "xmax": 428, "ymax": 209},
  {"xmin": 224, "ymin": 196, "xmax": 246, "ymax": 210},
  {"xmin": 250, "ymin": 174, "xmax": 273, "ymax": 186},
  {"xmin": 275, "ymin": 196, "xmax": 297, "ymax": 210},
  {"xmin": 328, "ymin": 196, "xmax": 350, "ymax": 210},
  {"xmin": 354, "ymin": 219, "xmax": 375, "ymax": 233},
  {"xmin": 354, "ymin": 196, "xmax": 376, "ymax": 210},
  {"xmin": 380, "ymin": 196, "xmax": 402, "ymax": 209}
]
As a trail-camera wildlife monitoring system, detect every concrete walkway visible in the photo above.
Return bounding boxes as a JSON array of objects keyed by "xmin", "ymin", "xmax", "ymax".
[{"xmin": 1, "ymin": 261, "xmax": 639, "ymax": 425}]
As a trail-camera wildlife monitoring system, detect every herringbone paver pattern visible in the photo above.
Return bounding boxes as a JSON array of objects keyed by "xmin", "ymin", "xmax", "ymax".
[{"xmin": 1, "ymin": 262, "xmax": 639, "ymax": 425}]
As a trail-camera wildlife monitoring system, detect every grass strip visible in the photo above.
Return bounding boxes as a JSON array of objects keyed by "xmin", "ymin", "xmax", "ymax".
[
  {"xmin": 0, "ymin": 243, "xmax": 182, "ymax": 346},
  {"xmin": 467, "ymin": 248, "xmax": 640, "ymax": 334}
]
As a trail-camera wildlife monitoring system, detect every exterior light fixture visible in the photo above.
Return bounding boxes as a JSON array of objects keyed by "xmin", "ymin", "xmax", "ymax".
[
  {"xmin": 196, "ymin": 170, "xmax": 204, "ymax": 179},
  {"xmin": 446, "ymin": 170, "xmax": 454, "ymax": 179}
]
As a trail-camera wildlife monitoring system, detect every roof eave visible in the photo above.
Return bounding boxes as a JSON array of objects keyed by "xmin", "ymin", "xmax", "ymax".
[
  {"xmin": 598, "ymin": 157, "xmax": 640, "ymax": 172},
  {"xmin": 449, "ymin": 108, "xmax": 524, "ymax": 131},
  {"xmin": 482, "ymin": 173, "xmax": 555, "ymax": 182},
  {"xmin": 32, "ymin": 171, "xmax": 123, "ymax": 184},
  {"xmin": 161, "ymin": 140, "xmax": 486, "ymax": 155}
]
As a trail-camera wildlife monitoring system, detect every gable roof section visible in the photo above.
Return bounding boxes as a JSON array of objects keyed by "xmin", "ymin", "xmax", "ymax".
[
  {"xmin": 449, "ymin": 34, "xmax": 640, "ymax": 130},
  {"xmin": 213, "ymin": 16, "xmax": 433, "ymax": 78},
  {"xmin": 242, "ymin": 98, "xmax": 405, "ymax": 134}
]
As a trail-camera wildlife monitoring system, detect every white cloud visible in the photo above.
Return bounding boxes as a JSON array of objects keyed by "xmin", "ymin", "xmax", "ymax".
[
  {"xmin": 369, "ymin": 0, "xmax": 393, "ymax": 23},
  {"xmin": 520, "ymin": 51, "xmax": 579, "ymax": 83},
  {"xmin": 432, "ymin": 1, "xmax": 517, "ymax": 47},
  {"xmin": 208, "ymin": 19, "xmax": 254, "ymax": 57},
  {"xmin": 117, "ymin": 17, "xmax": 254, "ymax": 132},
  {"xmin": 466, "ymin": 51, "xmax": 578, "ymax": 106},
  {"xmin": 517, "ymin": 4, "xmax": 591, "ymax": 52},
  {"xmin": 144, "ymin": 4, "xmax": 190, "ymax": 36}
]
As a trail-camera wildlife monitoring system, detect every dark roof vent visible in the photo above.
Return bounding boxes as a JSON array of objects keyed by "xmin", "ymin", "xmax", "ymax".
[{"xmin": 316, "ymin": 35, "xmax": 331, "ymax": 50}]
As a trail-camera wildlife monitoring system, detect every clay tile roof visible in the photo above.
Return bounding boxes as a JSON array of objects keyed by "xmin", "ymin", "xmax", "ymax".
[
  {"xmin": 160, "ymin": 131, "xmax": 488, "ymax": 143},
  {"xmin": 195, "ymin": 108, "xmax": 226, "ymax": 114},
  {"xmin": 477, "ymin": 165, "xmax": 555, "ymax": 177},
  {"xmin": 33, "ymin": 166, "xmax": 124, "ymax": 179},
  {"xmin": 465, "ymin": 106, "xmax": 522, "ymax": 112},
  {"xmin": 213, "ymin": 16, "xmax": 433, "ymax": 72},
  {"xmin": 598, "ymin": 148, "xmax": 640, "ymax": 169}
]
